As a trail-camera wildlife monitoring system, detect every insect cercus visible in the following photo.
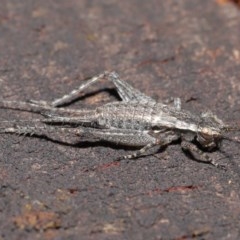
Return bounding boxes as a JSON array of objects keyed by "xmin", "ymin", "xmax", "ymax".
[{"xmin": 0, "ymin": 71, "xmax": 239, "ymax": 168}]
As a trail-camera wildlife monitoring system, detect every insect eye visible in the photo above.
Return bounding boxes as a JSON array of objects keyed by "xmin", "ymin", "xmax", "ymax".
[{"xmin": 197, "ymin": 131, "xmax": 219, "ymax": 149}]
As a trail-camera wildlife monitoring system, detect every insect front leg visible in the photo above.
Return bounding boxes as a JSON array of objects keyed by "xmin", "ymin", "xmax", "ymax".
[{"xmin": 181, "ymin": 140, "xmax": 224, "ymax": 168}]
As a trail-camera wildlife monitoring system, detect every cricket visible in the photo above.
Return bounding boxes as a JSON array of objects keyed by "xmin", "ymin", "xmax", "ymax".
[{"xmin": 0, "ymin": 71, "xmax": 239, "ymax": 168}]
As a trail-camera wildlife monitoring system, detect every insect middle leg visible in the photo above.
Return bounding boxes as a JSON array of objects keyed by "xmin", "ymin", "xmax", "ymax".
[{"xmin": 119, "ymin": 131, "xmax": 180, "ymax": 160}]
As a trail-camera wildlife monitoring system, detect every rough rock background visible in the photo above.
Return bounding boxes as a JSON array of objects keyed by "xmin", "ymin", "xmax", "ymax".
[{"xmin": 0, "ymin": 0, "xmax": 240, "ymax": 239}]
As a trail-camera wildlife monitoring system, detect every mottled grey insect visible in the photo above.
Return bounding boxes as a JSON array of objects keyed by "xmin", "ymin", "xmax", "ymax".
[{"xmin": 0, "ymin": 71, "xmax": 239, "ymax": 168}]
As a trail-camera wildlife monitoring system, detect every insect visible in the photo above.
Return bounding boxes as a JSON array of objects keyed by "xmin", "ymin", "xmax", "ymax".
[{"xmin": 0, "ymin": 71, "xmax": 239, "ymax": 168}]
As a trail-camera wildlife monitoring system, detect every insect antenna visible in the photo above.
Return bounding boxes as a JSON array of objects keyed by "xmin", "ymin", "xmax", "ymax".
[
  {"xmin": 222, "ymin": 121, "xmax": 240, "ymax": 132},
  {"xmin": 221, "ymin": 122, "xmax": 240, "ymax": 144}
]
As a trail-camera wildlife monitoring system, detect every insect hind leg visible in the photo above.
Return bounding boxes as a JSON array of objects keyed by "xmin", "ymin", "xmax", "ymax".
[
  {"xmin": 28, "ymin": 72, "xmax": 107, "ymax": 108},
  {"xmin": 30, "ymin": 71, "xmax": 156, "ymax": 108},
  {"xmin": 107, "ymin": 72, "xmax": 155, "ymax": 103}
]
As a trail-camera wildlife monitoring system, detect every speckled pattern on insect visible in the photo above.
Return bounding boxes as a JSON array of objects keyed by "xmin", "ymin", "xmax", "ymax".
[{"xmin": 0, "ymin": 71, "xmax": 239, "ymax": 168}]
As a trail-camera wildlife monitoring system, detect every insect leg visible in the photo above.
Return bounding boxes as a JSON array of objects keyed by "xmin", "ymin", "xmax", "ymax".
[
  {"xmin": 0, "ymin": 125, "xmax": 83, "ymax": 138},
  {"xmin": 119, "ymin": 131, "xmax": 179, "ymax": 160},
  {"xmin": 181, "ymin": 141, "xmax": 222, "ymax": 168},
  {"xmin": 47, "ymin": 72, "xmax": 108, "ymax": 107},
  {"xmin": 0, "ymin": 100, "xmax": 90, "ymax": 116},
  {"xmin": 31, "ymin": 71, "xmax": 155, "ymax": 107},
  {"xmin": 173, "ymin": 98, "xmax": 181, "ymax": 110},
  {"xmin": 119, "ymin": 142, "xmax": 160, "ymax": 160},
  {"xmin": 26, "ymin": 72, "xmax": 106, "ymax": 108},
  {"xmin": 42, "ymin": 109, "xmax": 98, "ymax": 126},
  {"xmin": 163, "ymin": 97, "xmax": 181, "ymax": 110},
  {"xmin": 106, "ymin": 71, "xmax": 155, "ymax": 103},
  {"xmin": 72, "ymin": 128, "xmax": 157, "ymax": 146},
  {"xmin": 0, "ymin": 125, "xmax": 156, "ymax": 147}
]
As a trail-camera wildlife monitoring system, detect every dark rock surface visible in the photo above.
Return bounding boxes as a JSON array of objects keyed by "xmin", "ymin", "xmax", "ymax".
[{"xmin": 0, "ymin": 1, "xmax": 240, "ymax": 239}]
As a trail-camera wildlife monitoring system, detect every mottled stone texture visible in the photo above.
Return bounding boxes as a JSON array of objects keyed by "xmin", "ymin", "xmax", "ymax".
[{"xmin": 0, "ymin": 1, "xmax": 240, "ymax": 239}]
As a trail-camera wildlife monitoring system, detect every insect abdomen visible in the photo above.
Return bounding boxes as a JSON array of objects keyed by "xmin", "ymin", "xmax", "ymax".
[{"xmin": 96, "ymin": 102, "xmax": 156, "ymax": 130}]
